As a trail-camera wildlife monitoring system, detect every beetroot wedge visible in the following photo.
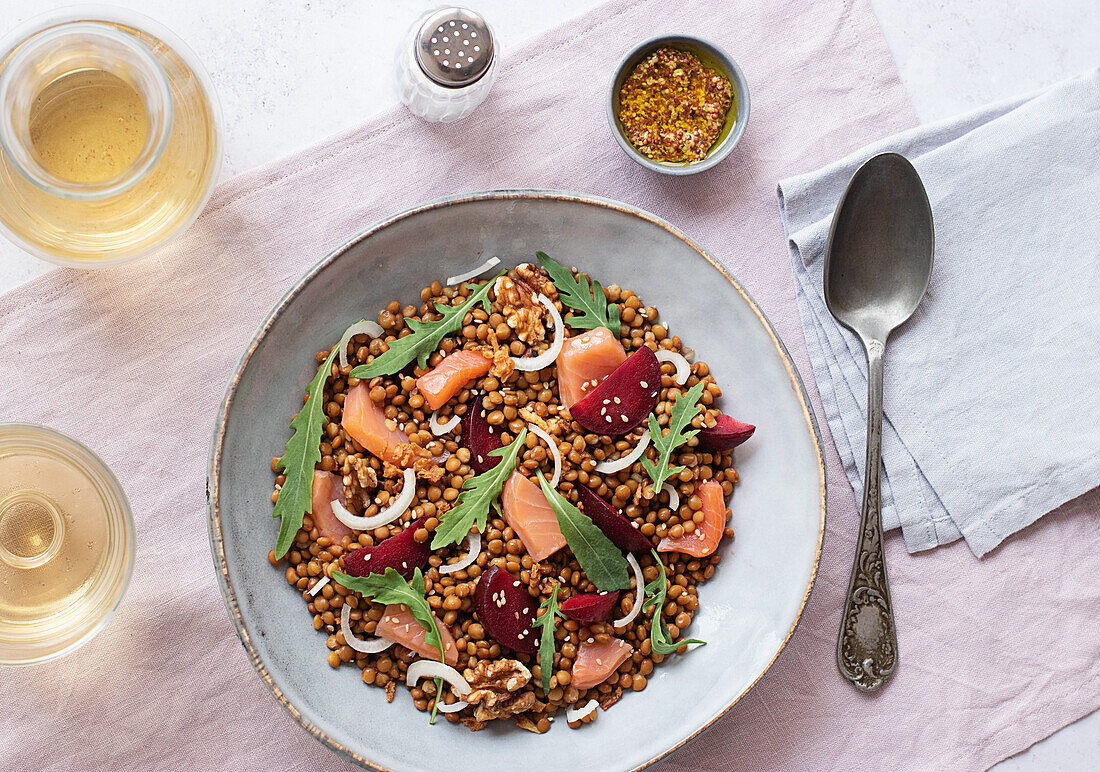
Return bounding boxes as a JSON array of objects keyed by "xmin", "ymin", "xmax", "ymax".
[
  {"xmin": 697, "ymin": 413, "xmax": 756, "ymax": 451},
  {"xmin": 560, "ymin": 591, "xmax": 620, "ymax": 623},
  {"xmin": 576, "ymin": 484, "xmax": 652, "ymax": 553},
  {"xmin": 343, "ymin": 516, "xmax": 430, "ymax": 580},
  {"xmin": 570, "ymin": 346, "xmax": 660, "ymax": 435},
  {"xmin": 474, "ymin": 564, "xmax": 537, "ymax": 654},
  {"xmin": 462, "ymin": 397, "xmax": 503, "ymax": 473}
]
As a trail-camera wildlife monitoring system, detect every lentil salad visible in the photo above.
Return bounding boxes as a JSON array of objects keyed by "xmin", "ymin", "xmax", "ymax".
[{"xmin": 267, "ymin": 254, "xmax": 755, "ymax": 732}]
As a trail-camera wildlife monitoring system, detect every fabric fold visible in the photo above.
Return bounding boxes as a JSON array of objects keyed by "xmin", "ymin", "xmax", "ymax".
[{"xmin": 779, "ymin": 68, "xmax": 1100, "ymax": 556}]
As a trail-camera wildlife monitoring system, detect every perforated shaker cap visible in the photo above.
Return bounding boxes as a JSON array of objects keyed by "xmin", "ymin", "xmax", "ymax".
[{"xmin": 415, "ymin": 8, "xmax": 494, "ymax": 88}]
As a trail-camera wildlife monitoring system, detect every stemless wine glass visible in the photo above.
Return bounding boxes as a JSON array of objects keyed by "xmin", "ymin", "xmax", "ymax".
[
  {"xmin": 0, "ymin": 424, "xmax": 135, "ymax": 665},
  {"xmin": 0, "ymin": 6, "xmax": 222, "ymax": 267}
]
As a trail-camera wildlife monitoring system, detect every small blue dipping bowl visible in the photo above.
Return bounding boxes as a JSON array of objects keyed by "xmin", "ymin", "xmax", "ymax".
[{"xmin": 607, "ymin": 35, "xmax": 750, "ymax": 176}]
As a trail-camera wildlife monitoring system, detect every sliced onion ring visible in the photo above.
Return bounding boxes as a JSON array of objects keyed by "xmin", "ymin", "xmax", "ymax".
[
  {"xmin": 331, "ymin": 467, "xmax": 416, "ymax": 531},
  {"xmin": 429, "ymin": 410, "xmax": 461, "ymax": 435},
  {"xmin": 511, "ymin": 295, "xmax": 564, "ymax": 372},
  {"xmin": 340, "ymin": 601, "xmax": 395, "ymax": 654},
  {"xmin": 526, "ymin": 423, "xmax": 562, "ymax": 488},
  {"xmin": 406, "ymin": 660, "xmax": 472, "ymax": 698},
  {"xmin": 439, "ymin": 531, "xmax": 481, "ymax": 575},
  {"xmin": 446, "ymin": 255, "xmax": 500, "ymax": 286},
  {"xmin": 613, "ymin": 553, "xmax": 645, "ymax": 629},
  {"xmin": 435, "ymin": 699, "xmax": 469, "ymax": 714},
  {"xmin": 307, "ymin": 576, "xmax": 330, "ymax": 597},
  {"xmin": 661, "ymin": 483, "xmax": 680, "ymax": 512},
  {"xmin": 655, "ymin": 349, "xmax": 691, "ymax": 385},
  {"xmin": 337, "ymin": 319, "xmax": 384, "ymax": 369},
  {"xmin": 566, "ymin": 699, "xmax": 599, "ymax": 723},
  {"xmin": 594, "ymin": 429, "xmax": 651, "ymax": 474}
]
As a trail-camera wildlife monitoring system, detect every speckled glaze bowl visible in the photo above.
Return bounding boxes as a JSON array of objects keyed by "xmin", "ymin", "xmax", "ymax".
[
  {"xmin": 208, "ymin": 191, "xmax": 824, "ymax": 772},
  {"xmin": 607, "ymin": 35, "xmax": 750, "ymax": 176}
]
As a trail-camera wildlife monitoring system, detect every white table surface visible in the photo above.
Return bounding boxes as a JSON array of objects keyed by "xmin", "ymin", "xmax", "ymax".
[{"xmin": 1, "ymin": 1, "xmax": 1097, "ymax": 769}]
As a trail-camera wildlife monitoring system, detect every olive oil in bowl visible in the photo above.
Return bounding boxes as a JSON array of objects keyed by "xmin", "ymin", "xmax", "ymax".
[{"xmin": 0, "ymin": 424, "xmax": 134, "ymax": 665}]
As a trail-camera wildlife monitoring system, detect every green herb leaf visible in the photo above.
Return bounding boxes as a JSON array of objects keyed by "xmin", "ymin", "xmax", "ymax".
[
  {"xmin": 533, "ymin": 583, "xmax": 565, "ymax": 692},
  {"xmin": 535, "ymin": 471, "xmax": 630, "ymax": 592},
  {"xmin": 350, "ymin": 278, "xmax": 497, "ymax": 379},
  {"xmin": 333, "ymin": 567, "xmax": 447, "ymax": 722},
  {"xmin": 641, "ymin": 381, "xmax": 706, "ymax": 490},
  {"xmin": 272, "ymin": 347, "xmax": 339, "ymax": 558},
  {"xmin": 643, "ymin": 549, "xmax": 705, "ymax": 655},
  {"xmin": 431, "ymin": 427, "xmax": 528, "ymax": 549},
  {"xmin": 535, "ymin": 251, "xmax": 620, "ymax": 336}
]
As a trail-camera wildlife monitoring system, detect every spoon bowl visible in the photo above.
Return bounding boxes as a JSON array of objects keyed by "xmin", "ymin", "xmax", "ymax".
[
  {"xmin": 825, "ymin": 153, "xmax": 934, "ymax": 343},
  {"xmin": 825, "ymin": 152, "xmax": 933, "ymax": 691}
]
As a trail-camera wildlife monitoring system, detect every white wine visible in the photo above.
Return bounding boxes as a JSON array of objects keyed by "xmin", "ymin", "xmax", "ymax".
[
  {"xmin": 0, "ymin": 12, "xmax": 221, "ymax": 266},
  {"xmin": 28, "ymin": 68, "xmax": 150, "ymax": 184},
  {"xmin": 0, "ymin": 425, "xmax": 133, "ymax": 665}
]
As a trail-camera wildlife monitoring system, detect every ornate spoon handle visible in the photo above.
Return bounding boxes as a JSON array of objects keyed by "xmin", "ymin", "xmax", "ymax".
[{"xmin": 837, "ymin": 338, "xmax": 898, "ymax": 691}]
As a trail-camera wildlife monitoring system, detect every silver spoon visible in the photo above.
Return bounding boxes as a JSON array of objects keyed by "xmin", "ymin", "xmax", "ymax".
[{"xmin": 825, "ymin": 152, "xmax": 933, "ymax": 691}]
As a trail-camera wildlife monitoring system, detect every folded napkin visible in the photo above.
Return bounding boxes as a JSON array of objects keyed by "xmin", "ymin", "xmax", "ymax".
[{"xmin": 779, "ymin": 69, "xmax": 1100, "ymax": 556}]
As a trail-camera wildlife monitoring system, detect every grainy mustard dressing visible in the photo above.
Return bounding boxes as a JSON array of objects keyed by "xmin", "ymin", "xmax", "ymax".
[{"xmin": 617, "ymin": 48, "xmax": 733, "ymax": 164}]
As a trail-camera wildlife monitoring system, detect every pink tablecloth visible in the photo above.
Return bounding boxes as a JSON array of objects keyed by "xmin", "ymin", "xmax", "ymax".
[{"xmin": 0, "ymin": 0, "xmax": 1097, "ymax": 769}]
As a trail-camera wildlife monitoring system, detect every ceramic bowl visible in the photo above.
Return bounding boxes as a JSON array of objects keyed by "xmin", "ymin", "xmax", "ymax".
[
  {"xmin": 606, "ymin": 36, "xmax": 750, "ymax": 175},
  {"xmin": 208, "ymin": 191, "xmax": 824, "ymax": 771}
]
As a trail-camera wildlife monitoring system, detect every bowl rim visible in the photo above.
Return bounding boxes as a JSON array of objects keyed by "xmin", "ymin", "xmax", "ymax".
[
  {"xmin": 605, "ymin": 35, "xmax": 750, "ymax": 176},
  {"xmin": 207, "ymin": 189, "xmax": 825, "ymax": 771}
]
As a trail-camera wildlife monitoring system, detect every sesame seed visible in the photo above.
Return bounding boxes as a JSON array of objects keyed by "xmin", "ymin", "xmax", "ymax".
[
  {"xmin": 596, "ymin": 658, "xmax": 603, "ymax": 665},
  {"xmin": 600, "ymin": 407, "xmax": 607, "ymax": 415},
  {"xmin": 613, "ymin": 397, "xmax": 621, "ymax": 404},
  {"xmin": 620, "ymin": 414, "xmax": 629, "ymax": 421},
  {"xmin": 640, "ymin": 381, "xmax": 648, "ymax": 388},
  {"xmin": 606, "ymin": 416, "xmax": 613, "ymax": 423},
  {"xmin": 603, "ymin": 399, "xmax": 610, "ymax": 405}
]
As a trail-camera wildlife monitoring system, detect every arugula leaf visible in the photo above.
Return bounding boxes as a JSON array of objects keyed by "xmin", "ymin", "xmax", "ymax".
[
  {"xmin": 333, "ymin": 567, "xmax": 447, "ymax": 722},
  {"xmin": 350, "ymin": 278, "xmax": 497, "ymax": 379},
  {"xmin": 535, "ymin": 251, "xmax": 620, "ymax": 336},
  {"xmin": 641, "ymin": 381, "xmax": 706, "ymax": 490},
  {"xmin": 272, "ymin": 346, "xmax": 339, "ymax": 558},
  {"xmin": 532, "ymin": 583, "xmax": 565, "ymax": 692},
  {"xmin": 643, "ymin": 550, "xmax": 705, "ymax": 655},
  {"xmin": 431, "ymin": 427, "xmax": 528, "ymax": 549},
  {"xmin": 535, "ymin": 471, "xmax": 630, "ymax": 592}
]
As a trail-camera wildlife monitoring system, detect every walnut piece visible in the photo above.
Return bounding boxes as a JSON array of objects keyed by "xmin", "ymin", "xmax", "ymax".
[
  {"xmin": 489, "ymin": 345, "xmax": 515, "ymax": 380},
  {"xmin": 494, "ymin": 275, "xmax": 545, "ymax": 344},
  {"xmin": 514, "ymin": 262, "xmax": 555, "ymax": 298},
  {"xmin": 343, "ymin": 456, "xmax": 379, "ymax": 509},
  {"xmin": 463, "ymin": 659, "xmax": 536, "ymax": 722},
  {"xmin": 598, "ymin": 686, "xmax": 623, "ymax": 711}
]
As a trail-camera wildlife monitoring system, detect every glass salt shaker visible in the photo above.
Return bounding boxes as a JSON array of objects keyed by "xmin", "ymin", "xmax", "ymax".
[{"xmin": 395, "ymin": 7, "xmax": 496, "ymax": 123}]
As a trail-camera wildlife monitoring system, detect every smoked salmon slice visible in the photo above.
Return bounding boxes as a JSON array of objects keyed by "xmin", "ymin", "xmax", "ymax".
[
  {"xmin": 571, "ymin": 637, "xmax": 633, "ymax": 690},
  {"xmin": 342, "ymin": 382, "xmax": 411, "ymax": 465},
  {"xmin": 310, "ymin": 470, "xmax": 354, "ymax": 543},
  {"xmin": 416, "ymin": 349, "xmax": 492, "ymax": 411},
  {"xmin": 375, "ymin": 603, "xmax": 459, "ymax": 666},
  {"xmin": 555, "ymin": 327, "xmax": 627, "ymax": 409},
  {"xmin": 501, "ymin": 471, "xmax": 566, "ymax": 562},
  {"xmin": 657, "ymin": 480, "xmax": 727, "ymax": 557}
]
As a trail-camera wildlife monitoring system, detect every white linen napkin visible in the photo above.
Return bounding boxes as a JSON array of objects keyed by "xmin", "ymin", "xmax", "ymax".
[{"xmin": 778, "ymin": 68, "xmax": 1100, "ymax": 556}]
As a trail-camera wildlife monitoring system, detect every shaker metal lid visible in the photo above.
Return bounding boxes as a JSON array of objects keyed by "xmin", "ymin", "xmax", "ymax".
[{"xmin": 415, "ymin": 7, "xmax": 494, "ymax": 88}]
